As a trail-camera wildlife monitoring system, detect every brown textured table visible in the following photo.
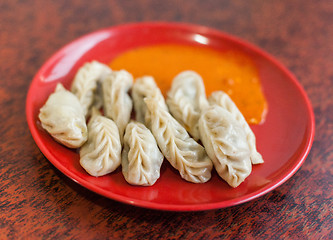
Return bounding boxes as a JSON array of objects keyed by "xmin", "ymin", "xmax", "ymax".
[{"xmin": 1, "ymin": 0, "xmax": 332, "ymax": 239}]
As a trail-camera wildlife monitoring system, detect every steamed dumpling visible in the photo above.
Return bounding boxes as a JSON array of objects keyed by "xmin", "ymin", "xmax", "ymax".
[
  {"xmin": 166, "ymin": 71, "xmax": 208, "ymax": 140},
  {"xmin": 199, "ymin": 105, "xmax": 252, "ymax": 188},
  {"xmin": 71, "ymin": 61, "xmax": 112, "ymax": 117},
  {"xmin": 122, "ymin": 121, "xmax": 164, "ymax": 186},
  {"xmin": 144, "ymin": 96, "xmax": 213, "ymax": 183},
  {"xmin": 102, "ymin": 70, "xmax": 133, "ymax": 141},
  {"xmin": 132, "ymin": 76, "xmax": 168, "ymax": 124},
  {"xmin": 208, "ymin": 91, "xmax": 263, "ymax": 164},
  {"xmin": 80, "ymin": 108, "xmax": 121, "ymax": 177},
  {"xmin": 39, "ymin": 83, "xmax": 87, "ymax": 148}
]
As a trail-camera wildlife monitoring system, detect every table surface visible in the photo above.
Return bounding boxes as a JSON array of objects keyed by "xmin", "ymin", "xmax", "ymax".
[{"xmin": 1, "ymin": 0, "xmax": 332, "ymax": 239}]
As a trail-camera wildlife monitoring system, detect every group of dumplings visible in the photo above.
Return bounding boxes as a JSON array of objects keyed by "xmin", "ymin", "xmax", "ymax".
[{"xmin": 39, "ymin": 60, "xmax": 263, "ymax": 188}]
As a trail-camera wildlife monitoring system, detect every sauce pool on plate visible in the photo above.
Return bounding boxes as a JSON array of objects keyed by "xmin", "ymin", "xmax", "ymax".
[{"xmin": 110, "ymin": 44, "xmax": 267, "ymax": 124}]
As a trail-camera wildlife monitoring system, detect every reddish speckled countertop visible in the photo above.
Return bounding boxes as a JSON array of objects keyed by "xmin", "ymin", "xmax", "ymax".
[{"xmin": 0, "ymin": 0, "xmax": 332, "ymax": 239}]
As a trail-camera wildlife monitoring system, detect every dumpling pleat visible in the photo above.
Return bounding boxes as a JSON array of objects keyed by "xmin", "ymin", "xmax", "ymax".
[
  {"xmin": 145, "ymin": 97, "xmax": 213, "ymax": 183},
  {"xmin": 80, "ymin": 108, "xmax": 122, "ymax": 177},
  {"xmin": 71, "ymin": 61, "xmax": 112, "ymax": 117},
  {"xmin": 132, "ymin": 76, "xmax": 168, "ymax": 125},
  {"xmin": 208, "ymin": 91, "xmax": 263, "ymax": 164},
  {"xmin": 122, "ymin": 121, "xmax": 164, "ymax": 186},
  {"xmin": 166, "ymin": 71, "xmax": 209, "ymax": 140},
  {"xmin": 102, "ymin": 70, "xmax": 133, "ymax": 142},
  {"xmin": 39, "ymin": 83, "xmax": 87, "ymax": 148},
  {"xmin": 199, "ymin": 105, "xmax": 252, "ymax": 188}
]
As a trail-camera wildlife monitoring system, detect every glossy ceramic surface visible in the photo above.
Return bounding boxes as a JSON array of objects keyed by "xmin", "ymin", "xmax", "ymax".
[{"xmin": 26, "ymin": 22, "xmax": 315, "ymax": 211}]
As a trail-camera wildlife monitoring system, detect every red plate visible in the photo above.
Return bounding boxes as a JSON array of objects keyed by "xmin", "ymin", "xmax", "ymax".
[{"xmin": 26, "ymin": 22, "xmax": 315, "ymax": 211}]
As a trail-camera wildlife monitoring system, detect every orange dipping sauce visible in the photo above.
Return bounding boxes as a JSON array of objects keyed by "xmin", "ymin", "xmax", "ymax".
[{"xmin": 110, "ymin": 44, "xmax": 267, "ymax": 124}]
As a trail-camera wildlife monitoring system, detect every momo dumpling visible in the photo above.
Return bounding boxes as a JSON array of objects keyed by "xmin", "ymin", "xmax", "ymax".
[
  {"xmin": 144, "ymin": 96, "xmax": 213, "ymax": 183},
  {"xmin": 102, "ymin": 70, "xmax": 133, "ymax": 140},
  {"xmin": 122, "ymin": 121, "xmax": 164, "ymax": 186},
  {"xmin": 132, "ymin": 76, "xmax": 168, "ymax": 124},
  {"xmin": 167, "ymin": 71, "xmax": 208, "ymax": 140},
  {"xmin": 208, "ymin": 91, "xmax": 263, "ymax": 164},
  {"xmin": 199, "ymin": 105, "xmax": 252, "ymax": 188},
  {"xmin": 80, "ymin": 108, "xmax": 121, "ymax": 177},
  {"xmin": 71, "ymin": 61, "xmax": 112, "ymax": 117},
  {"xmin": 39, "ymin": 83, "xmax": 87, "ymax": 148}
]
